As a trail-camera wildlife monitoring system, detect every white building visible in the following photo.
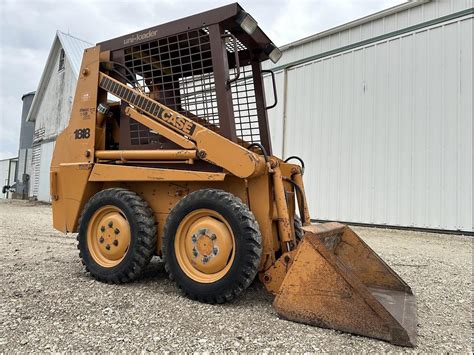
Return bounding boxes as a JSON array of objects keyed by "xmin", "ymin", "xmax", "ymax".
[
  {"xmin": 264, "ymin": 0, "xmax": 473, "ymax": 233},
  {"xmin": 0, "ymin": 157, "xmax": 18, "ymax": 199},
  {"xmin": 26, "ymin": 31, "xmax": 92, "ymax": 202}
]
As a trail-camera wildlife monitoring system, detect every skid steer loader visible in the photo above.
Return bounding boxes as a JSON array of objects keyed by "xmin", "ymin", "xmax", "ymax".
[{"xmin": 50, "ymin": 3, "xmax": 417, "ymax": 346}]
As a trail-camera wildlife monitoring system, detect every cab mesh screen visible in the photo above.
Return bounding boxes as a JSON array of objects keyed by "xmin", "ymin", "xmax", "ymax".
[{"xmin": 122, "ymin": 27, "xmax": 260, "ymax": 146}]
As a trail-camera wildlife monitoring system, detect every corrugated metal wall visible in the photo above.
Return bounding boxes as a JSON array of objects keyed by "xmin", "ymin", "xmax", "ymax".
[
  {"xmin": 265, "ymin": 3, "xmax": 473, "ymax": 232},
  {"xmin": 37, "ymin": 141, "xmax": 55, "ymax": 202},
  {"xmin": 31, "ymin": 144, "xmax": 41, "ymax": 198},
  {"xmin": 0, "ymin": 159, "xmax": 17, "ymax": 199}
]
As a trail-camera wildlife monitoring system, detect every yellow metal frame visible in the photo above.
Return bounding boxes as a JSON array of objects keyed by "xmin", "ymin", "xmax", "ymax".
[{"xmin": 89, "ymin": 164, "xmax": 226, "ymax": 182}]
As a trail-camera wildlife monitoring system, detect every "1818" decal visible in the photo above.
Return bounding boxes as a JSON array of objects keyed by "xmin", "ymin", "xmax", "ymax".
[{"xmin": 74, "ymin": 128, "xmax": 90, "ymax": 139}]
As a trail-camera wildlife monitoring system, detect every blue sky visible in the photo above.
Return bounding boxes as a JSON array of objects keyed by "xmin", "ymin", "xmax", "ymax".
[{"xmin": 0, "ymin": 0, "xmax": 404, "ymax": 159}]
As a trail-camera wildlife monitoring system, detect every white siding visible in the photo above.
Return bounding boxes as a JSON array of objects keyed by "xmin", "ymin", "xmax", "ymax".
[
  {"xmin": 265, "ymin": 9, "xmax": 473, "ymax": 232},
  {"xmin": 31, "ymin": 43, "xmax": 79, "ymax": 202},
  {"xmin": 0, "ymin": 159, "xmax": 17, "ymax": 199},
  {"xmin": 34, "ymin": 49, "xmax": 76, "ymax": 141},
  {"xmin": 265, "ymin": 71, "xmax": 285, "ymax": 157},
  {"xmin": 31, "ymin": 145, "xmax": 41, "ymax": 198},
  {"xmin": 37, "ymin": 142, "xmax": 55, "ymax": 202}
]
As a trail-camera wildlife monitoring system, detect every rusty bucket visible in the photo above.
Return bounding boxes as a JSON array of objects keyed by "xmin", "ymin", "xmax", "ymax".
[{"xmin": 273, "ymin": 223, "xmax": 417, "ymax": 347}]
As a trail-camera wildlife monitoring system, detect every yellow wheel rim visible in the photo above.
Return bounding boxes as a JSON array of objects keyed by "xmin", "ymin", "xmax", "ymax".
[
  {"xmin": 87, "ymin": 205, "xmax": 131, "ymax": 268},
  {"xmin": 174, "ymin": 209, "xmax": 235, "ymax": 283}
]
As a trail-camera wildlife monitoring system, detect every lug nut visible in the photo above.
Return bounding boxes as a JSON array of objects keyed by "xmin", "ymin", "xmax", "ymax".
[
  {"xmin": 100, "ymin": 226, "xmax": 105, "ymax": 232},
  {"xmin": 108, "ymin": 221, "xmax": 113, "ymax": 228},
  {"xmin": 202, "ymin": 256, "xmax": 209, "ymax": 264},
  {"xmin": 105, "ymin": 244, "xmax": 111, "ymax": 250},
  {"xmin": 210, "ymin": 234, "xmax": 217, "ymax": 240},
  {"xmin": 113, "ymin": 240, "xmax": 118, "ymax": 246},
  {"xmin": 114, "ymin": 228, "xmax": 120, "ymax": 235},
  {"xmin": 212, "ymin": 247, "xmax": 218, "ymax": 255},
  {"xmin": 192, "ymin": 247, "xmax": 198, "ymax": 257},
  {"xmin": 191, "ymin": 234, "xmax": 197, "ymax": 243},
  {"xmin": 99, "ymin": 237, "xmax": 104, "ymax": 243}
]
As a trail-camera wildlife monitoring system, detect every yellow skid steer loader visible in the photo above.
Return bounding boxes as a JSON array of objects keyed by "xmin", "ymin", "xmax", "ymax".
[{"xmin": 50, "ymin": 4, "xmax": 416, "ymax": 346}]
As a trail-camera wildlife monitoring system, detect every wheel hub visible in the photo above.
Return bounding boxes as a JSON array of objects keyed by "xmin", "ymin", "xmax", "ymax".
[
  {"xmin": 194, "ymin": 230, "xmax": 215, "ymax": 257},
  {"xmin": 175, "ymin": 209, "xmax": 235, "ymax": 283},
  {"xmin": 95, "ymin": 213, "xmax": 130, "ymax": 261},
  {"xmin": 185, "ymin": 218, "xmax": 233, "ymax": 274},
  {"xmin": 87, "ymin": 206, "xmax": 131, "ymax": 267}
]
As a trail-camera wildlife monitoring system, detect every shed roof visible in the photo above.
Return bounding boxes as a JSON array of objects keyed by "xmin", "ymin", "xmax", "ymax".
[
  {"xmin": 278, "ymin": 1, "xmax": 430, "ymax": 51},
  {"xmin": 57, "ymin": 31, "xmax": 93, "ymax": 75},
  {"xmin": 263, "ymin": 0, "xmax": 438, "ymax": 71},
  {"xmin": 26, "ymin": 31, "xmax": 92, "ymax": 122},
  {"xmin": 21, "ymin": 91, "xmax": 35, "ymax": 101},
  {"xmin": 0, "ymin": 157, "xmax": 18, "ymax": 163}
]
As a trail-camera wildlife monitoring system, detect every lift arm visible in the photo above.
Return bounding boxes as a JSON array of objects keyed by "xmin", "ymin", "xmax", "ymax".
[{"xmin": 98, "ymin": 73, "xmax": 266, "ymax": 178}]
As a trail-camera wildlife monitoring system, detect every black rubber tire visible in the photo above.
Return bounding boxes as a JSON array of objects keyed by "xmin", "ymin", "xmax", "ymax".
[
  {"xmin": 163, "ymin": 189, "xmax": 262, "ymax": 304},
  {"xmin": 77, "ymin": 188, "xmax": 157, "ymax": 283},
  {"xmin": 294, "ymin": 215, "xmax": 304, "ymax": 242}
]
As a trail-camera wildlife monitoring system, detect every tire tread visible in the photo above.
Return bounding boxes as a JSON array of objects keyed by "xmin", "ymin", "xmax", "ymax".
[
  {"xmin": 162, "ymin": 189, "xmax": 262, "ymax": 303},
  {"xmin": 77, "ymin": 188, "xmax": 156, "ymax": 283}
]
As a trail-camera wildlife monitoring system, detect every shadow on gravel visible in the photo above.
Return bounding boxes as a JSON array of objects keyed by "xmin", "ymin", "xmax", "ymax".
[
  {"xmin": 142, "ymin": 257, "xmax": 274, "ymax": 308},
  {"xmin": 70, "ymin": 255, "xmax": 274, "ymax": 312},
  {"xmin": 140, "ymin": 257, "xmax": 167, "ymax": 281}
]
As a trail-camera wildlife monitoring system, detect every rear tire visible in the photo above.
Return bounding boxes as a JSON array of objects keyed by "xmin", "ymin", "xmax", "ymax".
[
  {"xmin": 163, "ymin": 189, "xmax": 262, "ymax": 303},
  {"xmin": 77, "ymin": 188, "xmax": 156, "ymax": 283}
]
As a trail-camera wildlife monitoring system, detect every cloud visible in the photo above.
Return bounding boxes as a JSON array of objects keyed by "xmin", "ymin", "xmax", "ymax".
[{"xmin": 0, "ymin": 0, "xmax": 404, "ymax": 159}]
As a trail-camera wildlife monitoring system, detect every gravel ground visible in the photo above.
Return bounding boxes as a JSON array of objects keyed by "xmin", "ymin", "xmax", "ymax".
[{"xmin": 0, "ymin": 199, "xmax": 472, "ymax": 353}]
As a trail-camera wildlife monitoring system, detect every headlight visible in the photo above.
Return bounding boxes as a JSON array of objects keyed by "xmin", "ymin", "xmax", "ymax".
[
  {"xmin": 236, "ymin": 11, "xmax": 258, "ymax": 35},
  {"xmin": 264, "ymin": 43, "xmax": 282, "ymax": 64}
]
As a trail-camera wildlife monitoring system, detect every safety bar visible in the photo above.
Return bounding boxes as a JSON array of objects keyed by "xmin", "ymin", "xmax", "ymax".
[
  {"xmin": 222, "ymin": 33, "xmax": 241, "ymax": 88},
  {"xmin": 262, "ymin": 70, "xmax": 278, "ymax": 109}
]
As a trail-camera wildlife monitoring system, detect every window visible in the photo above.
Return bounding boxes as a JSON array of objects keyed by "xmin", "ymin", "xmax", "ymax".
[{"xmin": 58, "ymin": 49, "xmax": 65, "ymax": 71}]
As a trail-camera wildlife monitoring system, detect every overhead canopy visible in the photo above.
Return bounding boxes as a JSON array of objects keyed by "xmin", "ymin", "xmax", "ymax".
[{"xmin": 98, "ymin": 3, "xmax": 278, "ymax": 63}]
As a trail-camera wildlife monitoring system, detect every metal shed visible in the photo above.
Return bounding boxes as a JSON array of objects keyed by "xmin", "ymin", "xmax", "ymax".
[{"xmin": 264, "ymin": 0, "xmax": 473, "ymax": 232}]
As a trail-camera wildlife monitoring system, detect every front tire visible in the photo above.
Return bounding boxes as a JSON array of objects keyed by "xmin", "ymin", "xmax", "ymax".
[
  {"xmin": 77, "ymin": 188, "xmax": 156, "ymax": 283},
  {"xmin": 163, "ymin": 189, "xmax": 262, "ymax": 303}
]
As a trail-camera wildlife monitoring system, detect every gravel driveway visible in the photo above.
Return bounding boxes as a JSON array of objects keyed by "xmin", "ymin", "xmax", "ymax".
[{"xmin": 0, "ymin": 199, "xmax": 472, "ymax": 352}]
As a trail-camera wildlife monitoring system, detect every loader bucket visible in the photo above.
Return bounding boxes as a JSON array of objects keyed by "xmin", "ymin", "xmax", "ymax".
[{"xmin": 273, "ymin": 222, "xmax": 417, "ymax": 347}]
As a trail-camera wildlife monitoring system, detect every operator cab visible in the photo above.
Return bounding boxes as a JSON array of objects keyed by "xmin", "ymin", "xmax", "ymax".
[{"xmin": 98, "ymin": 3, "xmax": 281, "ymax": 155}]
